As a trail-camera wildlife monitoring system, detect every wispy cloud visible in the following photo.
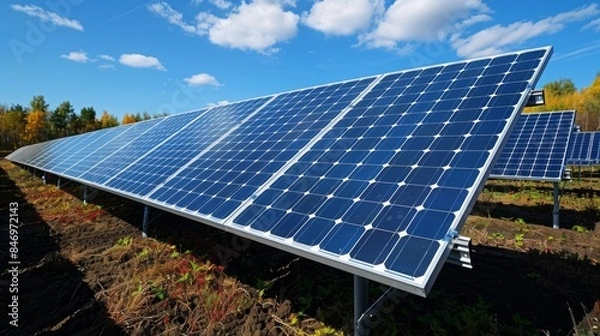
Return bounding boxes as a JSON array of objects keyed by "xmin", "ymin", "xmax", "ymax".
[
  {"xmin": 359, "ymin": 0, "xmax": 489, "ymax": 50},
  {"xmin": 452, "ymin": 4, "xmax": 600, "ymax": 58},
  {"xmin": 207, "ymin": 100, "xmax": 230, "ymax": 107},
  {"xmin": 11, "ymin": 4, "xmax": 84, "ymax": 31},
  {"xmin": 183, "ymin": 73, "xmax": 221, "ymax": 87},
  {"xmin": 61, "ymin": 50, "xmax": 89, "ymax": 62},
  {"xmin": 190, "ymin": 0, "xmax": 232, "ymax": 10},
  {"xmin": 148, "ymin": 2, "xmax": 197, "ymax": 34},
  {"xmin": 99, "ymin": 64, "xmax": 115, "ymax": 70},
  {"xmin": 98, "ymin": 54, "xmax": 115, "ymax": 62},
  {"xmin": 583, "ymin": 17, "xmax": 600, "ymax": 31},
  {"xmin": 119, "ymin": 53, "xmax": 166, "ymax": 71},
  {"xmin": 552, "ymin": 40, "xmax": 600, "ymax": 62}
]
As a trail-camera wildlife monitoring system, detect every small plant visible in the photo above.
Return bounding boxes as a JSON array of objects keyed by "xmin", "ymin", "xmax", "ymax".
[
  {"xmin": 116, "ymin": 236, "xmax": 133, "ymax": 246},
  {"xmin": 152, "ymin": 286, "xmax": 167, "ymax": 301},
  {"xmin": 490, "ymin": 232, "xmax": 505, "ymax": 240},
  {"xmin": 138, "ymin": 247, "xmax": 150, "ymax": 259},
  {"xmin": 515, "ymin": 233, "xmax": 525, "ymax": 248},
  {"xmin": 572, "ymin": 225, "xmax": 589, "ymax": 233}
]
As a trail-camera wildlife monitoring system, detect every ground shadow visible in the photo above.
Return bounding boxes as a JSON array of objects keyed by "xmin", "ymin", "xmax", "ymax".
[{"xmin": 0, "ymin": 165, "xmax": 125, "ymax": 335}]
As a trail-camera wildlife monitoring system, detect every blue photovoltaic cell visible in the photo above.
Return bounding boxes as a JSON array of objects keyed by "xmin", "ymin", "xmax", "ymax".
[
  {"xmin": 5, "ymin": 46, "xmax": 552, "ymax": 297},
  {"xmin": 105, "ymin": 98, "xmax": 273, "ymax": 197},
  {"xmin": 76, "ymin": 119, "xmax": 162, "ymax": 183},
  {"xmin": 148, "ymin": 78, "xmax": 375, "ymax": 220},
  {"xmin": 230, "ymin": 47, "xmax": 551, "ymax": 296},
  {"xmin": 79, "ymin": 117, "xmax": 182, "ymax": 185},
  {"xmin": 566, "ymin": 132, "xmax": 594, "ymax": 165},
  {"xmin": 62, "ymin": 126, "xmax": 135, "ymax": 177},
  {"xmin": 490, "ymin": 111, "xmax": 575, "ymax": 181},
  {"xmin": 590, "ymin": 133, "xmax": 600, "ymax": 164}
]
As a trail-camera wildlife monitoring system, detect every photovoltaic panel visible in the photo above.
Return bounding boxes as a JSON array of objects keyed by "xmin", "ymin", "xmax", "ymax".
[
  {"xmin": 228, "ymin": 47, "xmax": 552, "ymax": 296},
  {"xmin": 147, "ymin": 78, "xmax": 375, "ymax": 221},
  {"xmin": 590, "ymin": 132, "xmax": 600, "ymax": 164},
  {"xmin": 566, "ymin": 132, "xmax": 594, "ymax": 165},
  {"xmin": 5, "ymin": 46, "xmax": 552, "ymax": 297},
  {"xmin": 489, "ymin": 111, "xmax": 575, "ymax": 181},
  {"xmin": 76, "ymin": 118, "xmax": 163, "ymax": 183},
  {"xmin": 104, "ymin": 97, "xmax": 273, "ymax": 197}
]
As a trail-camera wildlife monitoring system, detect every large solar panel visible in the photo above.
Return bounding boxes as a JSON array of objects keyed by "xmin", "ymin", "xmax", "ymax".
[
  {"xmin": 590, "ymin": 132, "xmax": 600, "ymax": 164},
  {"xmin": 5, "ymin": 46, "xmax": 552, "ymax": 297},
  {"xmin": 566, "ymin": 132, "xmax": 594, "ymax": 165},
  {"xmin": 490, "ymin": 111, "xmax": 575, "ymax": 181}
]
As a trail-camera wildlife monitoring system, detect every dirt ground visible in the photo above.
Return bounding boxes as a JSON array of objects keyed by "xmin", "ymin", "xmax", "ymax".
[{"xmin": 1, "ymin": 160, "xmax": 599, "ymax": 335}]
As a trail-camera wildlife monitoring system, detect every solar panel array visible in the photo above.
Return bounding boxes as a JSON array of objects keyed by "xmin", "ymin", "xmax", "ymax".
[
  {"xmin": 6, "ymin": 46, "xmax": 552, "ymax": 296},
  {"xmin": 490, "ymin": 110, "xmax": 575, "ymax": 181},
  {"xmin": 566, "ymin": 131, "xmax": 600, "ymax": 165}
]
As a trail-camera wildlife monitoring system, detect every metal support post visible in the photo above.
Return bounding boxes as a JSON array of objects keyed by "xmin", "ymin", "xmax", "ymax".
[
  {"xmin": 142, "ymin": 205, "xmax": 150, "ymax": 238},
  {"xmin": 552, "ymin": 182, "xmax": 560, "ymax": 229},
  {"xmin": 354, "ymin": 275, "xmax": 369, "ymax": 336},
  {"xmin": 42, "ymin": 173, "xmax": 46, "ymax": 185},
  {"xmin": 83, "ymin": 186, "xmax": 88, "ymax": 205},
  {"xmin": 57, "ymin": 176, "xmax": 61, "ymax": 189}
]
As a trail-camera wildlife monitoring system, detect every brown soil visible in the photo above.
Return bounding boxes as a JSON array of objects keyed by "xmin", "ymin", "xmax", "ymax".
[{"xmin": 1, "ymin": 160, "xmax": 599, "ymax": 335}]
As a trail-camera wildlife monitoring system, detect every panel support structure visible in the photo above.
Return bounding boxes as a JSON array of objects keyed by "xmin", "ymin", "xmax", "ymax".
[
  {"xmin": 42, "ymin": 173, "xmax": 46, "ymax": 185},
  {"xmin": 552, "ymin": 182, "xmax": 560, "ymax": 229},
  {"xmin": 355, "ymin": 283, "xmax": 407, "ymax": 335},
  {"xmin": 83, "ymin": 186, "xmax": 88, "ymax": 205},
  {"xmin": 142, "ymin": 205, "xmax": 150, "ymax": 238},
  {"xmin": 354, "ymin": 276, "xmax": 369, "ymax": 336},
  {"xmin": 57, "ymin": 176, "xmax": 61, "ymax": 189}
]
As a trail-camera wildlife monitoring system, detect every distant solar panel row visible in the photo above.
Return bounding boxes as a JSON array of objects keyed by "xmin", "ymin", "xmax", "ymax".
[
  {"xmin": 566, "ymin": 131, "xmax": 600, "ymax": 165},
  {"xmin": 490, "ymin": 110, "xmax": 575, "ymax": 181},
  {"xmin": 6, "ymin": 46, "xmax": 552, "ymax": 296}
]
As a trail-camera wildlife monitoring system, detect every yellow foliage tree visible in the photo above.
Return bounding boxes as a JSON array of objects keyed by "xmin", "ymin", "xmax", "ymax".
[
  {"xmin": 122, "ymin": 113, "xmax": 137, "ymax": 125},
  {"xmin": 100, "ymin": 110, "xmax": 119, "ymax": 128},
  {"xmin": 24, "ymin": 110, "xmax": 49, "ymax": 144}
]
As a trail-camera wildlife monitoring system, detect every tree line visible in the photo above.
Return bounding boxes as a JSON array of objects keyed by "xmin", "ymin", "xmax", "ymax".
[
  {"xmin": 0, "ymin": 95, "xmax": 167, "ymax": 150},
  {"xmin": 525, "ymin": 73, "xmax": 600, "ymax": 130},
  {"xmin": 2, "ymin": 73, "xmax": 599, "ymax": 150}
]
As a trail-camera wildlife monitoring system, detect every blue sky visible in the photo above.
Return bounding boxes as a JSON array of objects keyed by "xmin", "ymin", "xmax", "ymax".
[{"xmin": 1, "ymin": 0, "xmax": 600, "ymax": 120}]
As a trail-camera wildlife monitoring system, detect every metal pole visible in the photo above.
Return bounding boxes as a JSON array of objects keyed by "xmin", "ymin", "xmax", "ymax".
[
  {"xmin": 354, "ymin": 275, "xmax": 369, "ymax": 336},
  {"xmin": 83, "ymin": 186, "xmax": 88, "ymax": 205},
  {"xmin": 42, "ymin": 173, "xmax": 46, "ymax": 185},
  {"xmin": 142, "ymin": 205, "xmax": 150, "ymax": 238},
  {"xmin": 552, "ymin": 182, "xmax": 560, "ymax": 229},
  {"xmin": 57, "ymin": 176, "xmax": 61, "ymax": 189}
]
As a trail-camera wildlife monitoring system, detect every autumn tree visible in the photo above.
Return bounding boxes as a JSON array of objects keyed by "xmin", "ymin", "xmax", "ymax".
[
  {"xmin": 1, "ymin": 104, "xmax": 28, "ymax": 149},
  {"xmin": 579, "ymin": 72, "xmax": 600, "ymax": 131},
  {"xmin": 100, "ymin": 110, "xmax": 119, "ymax": 128},
  {"xmin": 122, "ymin": 113, "xmax": 137, "ymax": 125},
  {"xmin": 24, "ymin": 110, "xmax": 49, "ymax": 143}
]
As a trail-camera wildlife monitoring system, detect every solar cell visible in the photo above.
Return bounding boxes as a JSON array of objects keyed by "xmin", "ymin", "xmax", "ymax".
[
  {"xmin": 590, "ymin": 132, "xmax": 600, "ymax": 164},
  {"xmin": 105, "ymin": 97, "xmax": 273, "ymax": 197},
  {"xmin": 566, "ymin": 132, "xmax": 594, "ymax": 165},
  {"xmin": 147, "ymin": 78, "xmax": 375, "ymax": 220},
  {"xmin": 228, "ymin": 47, "xmax": 552, "ymax": 296},
  {"xmin": 490, "ymin": 111, "xmax": 575, "ymax": 181}
]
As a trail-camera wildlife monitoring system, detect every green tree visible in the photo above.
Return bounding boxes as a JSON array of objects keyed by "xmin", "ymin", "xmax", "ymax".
[
  {"xmin": 80, "ymin": 106, "xmax": 98, "ymax": 132},
  {"xmin": 544, "ymin": 79, "xmax": 577, "ymax": 96},
  {"xmin": 2, "ymin": 104, "xmax": 28, "ymax": 149},
  {"xmin": 30, "ymin": 95, "xmax": 49, "ymax": 113},
  {"xmin": 49, "ymin": 101, "xmax": 76, "ymax": 138}
]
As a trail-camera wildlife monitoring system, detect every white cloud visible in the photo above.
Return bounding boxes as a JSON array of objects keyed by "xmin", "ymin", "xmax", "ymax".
[
  {"xmin": 150, "ymin": 0, "xmax": 299, "ymax": 53},
  {"xmin": 207, "ymin": 100, "xmax": 230, "ymax": 107},
  {"xmin": 360, "ymin": 0, "xmax": 488, "ymax": 49},
  {"xmin": 98, "ymin": 54, "xmax": 115, "ymax": 61},
  {"xmin": 183, "ymin": 73, "xmax": 221, "ymax": 86},
  {"xmin": 10, "ymin": 4, "xmax": 84, "ymax": 31},
  {"xmin": 453, "ymin": 4, "xmax": 600, "ymax": 58},
  {"xmin": 583, "ymin": 17, "xmax": 600, "ymax": 31},
  {"xmin": 119, "ymin": 53, "xmax": 166, "ymax": 71},
  {"xmin": 61, "ymin": 51, "xmax": 89, "ymax": 62},
  {"xmin": 207, "ymin": 0, "xmax": 299, "ymax": 53},
  {"xmin": 302, "ymin": 0, "xmax": 383, "ymax": 36}
]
